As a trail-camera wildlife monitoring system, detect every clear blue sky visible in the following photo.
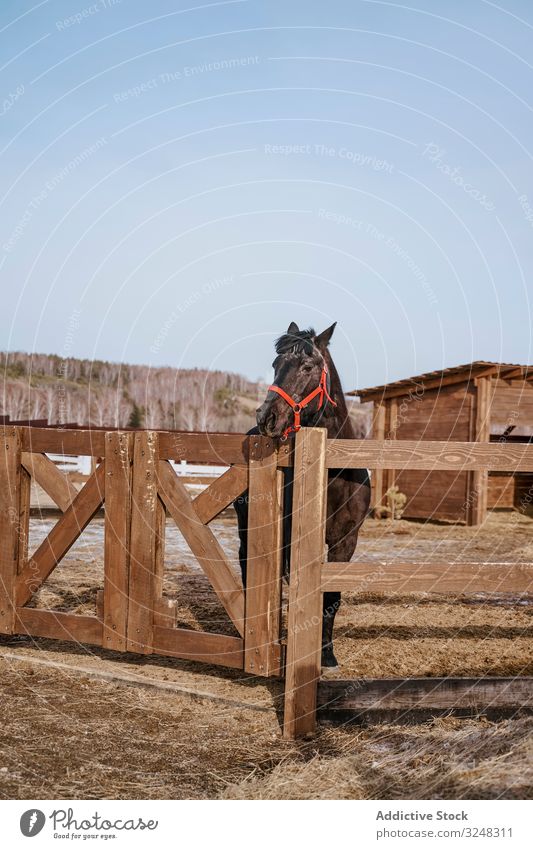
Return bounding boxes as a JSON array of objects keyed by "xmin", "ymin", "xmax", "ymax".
[{"xmin": 1, "ymin": 0, "xmax": 532, "ymax": 390}]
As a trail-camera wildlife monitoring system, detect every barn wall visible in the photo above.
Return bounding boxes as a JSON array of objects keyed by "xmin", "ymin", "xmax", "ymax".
[
  {"xmin": 487, "ymin": 473, "xmax": 533, "ymax": 511},
  {"xmin": 487, "ymin": 474, "xmax": 515, "ymax": 509},
  {"xmin": 490, "ymin": 379, "xmax": 533, "ymax": 434},
  {"xmin": 387, "ymin": 383, "xmax": 475, "ymax": 522}
]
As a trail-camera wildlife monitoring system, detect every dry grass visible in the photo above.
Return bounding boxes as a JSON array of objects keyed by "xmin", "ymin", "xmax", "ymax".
[
  {"xmin": 1, "ymin": 654, "xmax": 531, "ymax": 800},
  {"xmin": 222, "ymin": 716, "xmax": 533, "ymax": 800},
  {"xmin": 1, "ymin": 510, "xmax": 531, "ymax": 800}
]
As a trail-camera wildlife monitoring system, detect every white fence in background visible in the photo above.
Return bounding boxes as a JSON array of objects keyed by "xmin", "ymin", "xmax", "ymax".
[
  {"xmin": 171, "ymin": 459, "xmax": 227, "ymax": 478},
  {"xmin": 46, "ymin": 454, "xmax": 227, "ymax": 478},
  {"xmin": 46, "ymin": 454, "xmax": 92, "ymax": 475}
]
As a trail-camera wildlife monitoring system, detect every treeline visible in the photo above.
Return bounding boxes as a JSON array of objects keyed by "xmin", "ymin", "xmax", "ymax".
[
  {"xmin": 0, "ymin": 352, "xmax": 261, "ymax": 432},
  {"xmin": 0, "ymin": 351, "xmax": 370, "ymax": 435}
]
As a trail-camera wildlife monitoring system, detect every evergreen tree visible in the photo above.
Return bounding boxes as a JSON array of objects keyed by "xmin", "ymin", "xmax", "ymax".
[{"xmin": 127, "ymin": 402, "xmax": 143, "ymax": 428}]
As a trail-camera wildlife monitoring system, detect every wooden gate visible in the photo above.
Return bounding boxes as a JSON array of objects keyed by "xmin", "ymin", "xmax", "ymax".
[{"xmin": 0, "ymin": 426, "xmax": 286, "ymax": 674}]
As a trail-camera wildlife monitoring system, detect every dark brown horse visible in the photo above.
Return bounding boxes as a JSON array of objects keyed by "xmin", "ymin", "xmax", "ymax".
[{"xmin": 234, "ymin": 322, "xmax": 371, "ymax": 668}]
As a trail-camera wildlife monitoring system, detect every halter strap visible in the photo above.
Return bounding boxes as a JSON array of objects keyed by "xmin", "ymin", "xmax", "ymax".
[{"xmin": 268, "ymin": 364, "xmax": 337, "ymax": 439}]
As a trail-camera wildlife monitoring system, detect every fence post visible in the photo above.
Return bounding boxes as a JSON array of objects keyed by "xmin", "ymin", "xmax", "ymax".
[
  {"xmin": 370, "ymin": 402, "xmax": 385, "ymax": 516},
  {"xmin": 127, "ymin": 431, "xmax": 159, "ymax": 654},
  {"xmin": 244, "ymin": 435, "xmax": 283, "ymax": 677},
  {"xmin": 283, "ymin": 427, "xmax": 328, "ymax": 738},
  {"xmin": 0, "ymin": 427, "xmax": 21, "ymax": 634},
  {"xmin": 104, "ymin": 432, "xmax": 134, "ymax": 651},
  {"xmin": 468, "ymin": 376, "xmax": 491, "ymax": 525}
]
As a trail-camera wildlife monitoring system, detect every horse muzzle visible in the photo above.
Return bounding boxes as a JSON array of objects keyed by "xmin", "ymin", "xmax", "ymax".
[{"xmin": 256, "ymin": 402, "xmax": 290, "ymax": 438}]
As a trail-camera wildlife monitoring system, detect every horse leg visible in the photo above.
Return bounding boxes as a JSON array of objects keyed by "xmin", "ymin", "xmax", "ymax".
[
  {"xmin": 321, "ymin": 591, "xmax": 341, "ymax": 668},
  {"xmin": 234, "ymin": 491, "xmax": 249, "ymax": 587},
  {"xmin": 233, "ymin": 426, "xmax": 261, "ymax": 590},
  {"xmin": 321, "ymin": 530, "xmax": 360, "ymax": 668}
]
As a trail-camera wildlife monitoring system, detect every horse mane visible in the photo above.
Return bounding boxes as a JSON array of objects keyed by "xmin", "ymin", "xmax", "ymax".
[{"xmin": 275, "ymin": 327, "xmax": 316, "ymax": 356}]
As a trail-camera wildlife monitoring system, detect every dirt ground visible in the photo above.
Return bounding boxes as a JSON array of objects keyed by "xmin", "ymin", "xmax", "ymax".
[{"xmin": 0, "ymin": 509, "xmax": 532, "ymax": 799}]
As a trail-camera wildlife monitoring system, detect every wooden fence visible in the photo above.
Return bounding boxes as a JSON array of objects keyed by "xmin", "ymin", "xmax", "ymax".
[
  {"xmin": 284, "ymin": 428, "xmax": 533, "ymax": 737},
  {"xmin": 1, "ymin": 425, "xmax": 532, "ymax": 739}
]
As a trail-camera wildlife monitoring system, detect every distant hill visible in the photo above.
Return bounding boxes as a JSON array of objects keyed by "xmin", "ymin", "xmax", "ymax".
[{"xmin": 0, "ymin": 351, "xmax": 370, "ymax": 435}]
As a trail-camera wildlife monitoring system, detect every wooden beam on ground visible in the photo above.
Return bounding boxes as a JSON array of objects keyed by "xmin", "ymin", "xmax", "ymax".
[
  {"xmin": 157, "ymin": 459, "xmax": 245, "ymax": 636},
  {"xmin": 127, "ymin": 431, "xmax": 158, "ymax": 654},
  {"xmin": 21, "ymin": 451, "xmax": 78, "ymax": 512},
  {"xmin": 321, "ymin": 561, "xmax": 533, "ymax": 594},
  {"xmin": 0, "ymin": 427, "xmax": 22, "ymax": 633},
  {"xmin": 284, "ymin": 428, "xmax": 328, "ymax": 739},
  {"xmin": 318, "ymin": 677, "xmax": 533, "ymax": 713},
  {"xmin": 192, "ymin": 464, "xmax": 248, "ymax": 524},
  {"xmin": 325, "ymin": 439, "xmax": 533, "ymax": 472},
  {"xmin": 244, "ymin": 437, "xmax": 283, "ymax": 677},
  {"xmin": 15, "ymin": 607, "xmax": 103, "ymax": 647},
  {"xmin": 20, "ymin": 427, "xmax": 106, "ymax": 457},
  {"xmin": 0, "ymin": 650, "xmax": 269, "ymax": 710},
  {"xmin": 152, "ymin": 625, "xmax": 244, "ymax": 670},
  {"xmin": 103, "ymin": 432, "xmax": 133, "ymax": 652},
  {"xmin": 15, "ymin": 462, "xmax": 106, "ymax": 608}
]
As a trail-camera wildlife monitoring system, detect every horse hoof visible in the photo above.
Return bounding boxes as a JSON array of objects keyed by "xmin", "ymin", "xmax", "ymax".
[{"xmin": 321, "ymin": 647, "xmax": 339, "ymax": 669}]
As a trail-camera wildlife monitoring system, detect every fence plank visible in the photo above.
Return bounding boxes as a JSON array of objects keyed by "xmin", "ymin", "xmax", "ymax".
[
  {"xmin": 21, "ymin": 451, "xmax": 78, "ymax": 512},
  {"xmin": 157, "ymin": 460, "xmax": 245, "ymax": 636},
  {"xmin": 284, "ymin": 428, "xmax": 328, "ymax": 739},
  {"xmin": 154, "ymin": 495, "xmax": 166, "ymax": 601},
  {"xmin": 15, "ymin": 462, "xmax": 106, "ymax": 607},
  {"xmin": 318, "ymin": 677, "xmax": 533, "ymax": 712},
  {"xmin": 370, "ymin": 403, "xmax": 385, "ymax": 515},
  {"xmin": 16, "ymin": 607, "xmax": 103, "ymax": 646},
  {"xmin": 103, "ymin": 432, "xmax": 133, "ymax": 652},
  {"xmin": 127, "ymin": 431, "xmax": 158, "ymax": 654},
  {"xmin": 152, "ymin": 626, "xmax": 244, "ymax": 670},
  {"xmin": 158, "ymin": 432, "xmax": 250, "ymax": 465},
  {"xmin": 0, "ymin": 427, "xmax": 21, "ymax": 633},
  {"xmin": 244, "ymin": 440, "xmax": 283, "ymax": 676},
  {"xmin": 153, "ymin": 597, "xmax": 177, "ymax": 628},
  {"xmin": 193, "ymin": 464, "xmax": 248, "ymax": 524},
  {"xmin": 325, "ymin": 439, "xmax": 533, "ymax": 472},
  {"xmin": 20, "ymin": 427, "xmax": 106, "ymax": 456},
  {"xmin": 469, "ymin": 376, "xmax": 491, "ymax": 525},
  {"xmin": 18, "ymin": 464, "xmax": 31, "ymax": 574},
  {"xmin": 321, "ymin": 561, "xmax": 533, "ymax": 594}
]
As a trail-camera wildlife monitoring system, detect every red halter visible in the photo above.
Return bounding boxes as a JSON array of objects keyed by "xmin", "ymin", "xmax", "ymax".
[{"xmin": 268, "ymin": 364, "xmax": 337, "ymax": 440}]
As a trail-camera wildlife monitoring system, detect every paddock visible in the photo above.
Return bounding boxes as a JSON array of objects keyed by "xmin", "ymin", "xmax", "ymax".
[
  {"xmin": 1, "ymin": 423, "xmax": 532, "ymax": 749},
  {"xmin": 351, "ymin": 361, "xmax": 533, "ymax": 525}
]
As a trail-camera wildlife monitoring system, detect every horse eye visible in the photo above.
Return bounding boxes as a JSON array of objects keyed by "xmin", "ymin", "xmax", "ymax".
[{"xmin": 302, "ymin": 364, "xmax": 313, "ymax": 372}]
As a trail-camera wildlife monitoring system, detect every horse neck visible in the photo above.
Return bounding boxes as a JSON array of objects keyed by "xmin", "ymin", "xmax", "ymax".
[{"xmin": 320, "ymin": 351, "xmax": 355, "ymax": 439}]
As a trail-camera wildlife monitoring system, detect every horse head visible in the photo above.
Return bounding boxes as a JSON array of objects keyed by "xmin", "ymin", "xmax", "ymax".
[{"xmin": 256, "ymin": 321, "xmax": 338, "ymax": 439}]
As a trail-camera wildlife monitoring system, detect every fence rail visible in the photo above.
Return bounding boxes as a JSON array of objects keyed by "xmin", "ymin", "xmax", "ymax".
[
  {"xmin": 325, "ymin": 438, "xmax": 533, "ymax": 472},
  {"xmin": 1, "ymin": 424, "xmax": 532, "ymax": 739}
]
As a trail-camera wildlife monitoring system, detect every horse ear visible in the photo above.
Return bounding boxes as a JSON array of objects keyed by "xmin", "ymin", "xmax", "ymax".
[
  {"xmin": 287, "ymin": 321, "xmax": 299, "ymax": 334},
  {"xmin": 315, "ymin": 322, "xmax": 337, "ymax": 348}
]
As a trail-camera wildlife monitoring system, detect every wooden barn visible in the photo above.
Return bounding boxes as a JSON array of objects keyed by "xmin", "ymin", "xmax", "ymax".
[{"xmin": 350, "ymin": 361, "xmax": 533, "ymax": 525}]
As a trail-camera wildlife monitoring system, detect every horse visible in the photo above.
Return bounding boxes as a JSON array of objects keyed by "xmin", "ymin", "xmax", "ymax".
[{"xmin": 234, "ymin": 321, "xmax": 371, "ymax": 668}]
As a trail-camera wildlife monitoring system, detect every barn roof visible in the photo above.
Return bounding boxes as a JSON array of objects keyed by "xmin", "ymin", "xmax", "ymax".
[{"xmin": 350, "ymin": 361, "xmax": 533, "ymax": 401}]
